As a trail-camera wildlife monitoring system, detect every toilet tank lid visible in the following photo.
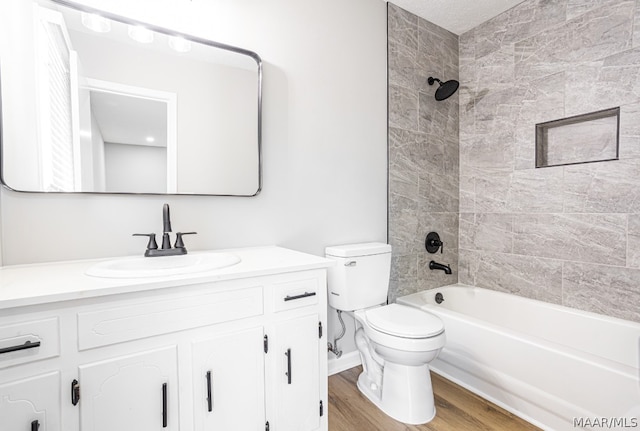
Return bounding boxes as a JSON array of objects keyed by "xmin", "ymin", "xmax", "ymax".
[{"xmin": 325, "ymin": 242, "xmax": 391, "ymax": 258}]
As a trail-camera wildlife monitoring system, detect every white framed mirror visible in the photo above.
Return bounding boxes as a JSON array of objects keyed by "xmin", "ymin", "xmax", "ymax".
[{"xmin": 0, "ymin": 0, "xmax": 262, "ymax": 196}]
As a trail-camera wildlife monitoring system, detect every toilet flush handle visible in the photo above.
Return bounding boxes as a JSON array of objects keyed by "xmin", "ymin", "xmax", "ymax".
[{"xmin": 344, "ymin": 261, "xmax": 357, "ymax": 267}]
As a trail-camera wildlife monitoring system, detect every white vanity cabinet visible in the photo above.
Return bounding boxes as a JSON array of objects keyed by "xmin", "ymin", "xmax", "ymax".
[{"xmin": 0, "ymin": 247, "xmax": 331, "ymax": 431}]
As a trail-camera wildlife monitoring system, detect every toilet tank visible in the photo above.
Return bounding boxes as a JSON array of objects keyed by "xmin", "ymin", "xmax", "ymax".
[{"xmin": 325, "ymin": 242, "xmax": 392, "ymax": 311}]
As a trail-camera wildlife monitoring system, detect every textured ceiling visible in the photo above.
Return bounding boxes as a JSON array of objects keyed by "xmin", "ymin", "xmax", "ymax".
[{"xmin": 386, "ymin": 0, "xmax": 526, "ymax": 35}]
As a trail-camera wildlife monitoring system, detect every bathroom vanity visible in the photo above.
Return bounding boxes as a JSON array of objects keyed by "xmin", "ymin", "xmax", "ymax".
[{"xmin": 0, "ymin": 246, "xmax": 331, "ymax": 431}]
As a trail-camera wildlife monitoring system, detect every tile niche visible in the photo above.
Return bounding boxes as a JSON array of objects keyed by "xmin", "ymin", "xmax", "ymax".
[{"xmin": 535, "ymin": 107, "xmax": 620, "ymax": 168}]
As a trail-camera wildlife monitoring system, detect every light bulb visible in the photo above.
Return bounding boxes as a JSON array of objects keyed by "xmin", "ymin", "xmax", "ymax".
[
  {"xmin": 128, "ymin": 25, "xmax": 154, "ymax": 44},
  {"xmin": 168, "ymin": 36, "xmax": 192, "ymax": 53},
  {"xmin": 81, "ymin": 12, "xmax": 111, "ymax": 33}
]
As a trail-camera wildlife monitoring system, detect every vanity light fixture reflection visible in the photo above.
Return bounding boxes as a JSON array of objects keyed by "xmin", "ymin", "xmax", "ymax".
[
  {"xmin": 81, "ymin": 12, "xmax": 111, "ymax": 33},
  {"xmin": 168, "ymin": 36, "xmax": 192, "ymax": 53},
  {"xmin": 128, "ymin": 25, "xmax": 154, "ymax": 43}
]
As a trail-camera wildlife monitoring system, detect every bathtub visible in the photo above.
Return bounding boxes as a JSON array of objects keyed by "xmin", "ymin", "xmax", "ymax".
[{"xmin": 397, "ymin": 284, "xmax": 640, "ymax": 431}]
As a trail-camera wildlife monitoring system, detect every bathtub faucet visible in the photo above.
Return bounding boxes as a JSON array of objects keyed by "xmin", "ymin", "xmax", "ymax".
[{"xmin": 429, "ymin": 260, "xmax": 452, "ymax": 275}]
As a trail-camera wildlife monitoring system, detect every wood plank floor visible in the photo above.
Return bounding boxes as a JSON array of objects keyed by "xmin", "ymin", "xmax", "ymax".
[{"xmin": 328, "ymin": 366, "xmax": 541, "ymax": 431}]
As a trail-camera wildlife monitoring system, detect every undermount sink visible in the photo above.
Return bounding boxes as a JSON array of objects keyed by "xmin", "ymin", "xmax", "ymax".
[{"xmin": 86, "ymin": 252, "xmax": 241, "ymax": 278}]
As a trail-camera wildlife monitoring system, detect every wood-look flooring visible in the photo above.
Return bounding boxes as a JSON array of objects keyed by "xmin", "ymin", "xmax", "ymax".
[{"xmin": 328, "ymin": 366, "xmax": 541, "ymax": 431}]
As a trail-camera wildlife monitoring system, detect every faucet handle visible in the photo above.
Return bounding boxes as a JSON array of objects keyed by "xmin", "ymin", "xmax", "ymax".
[
  {"xmin": 133, "ymin": 233, "xmax": 158, "ymax": 251},
  {"xmin": 425, "ymin": 232, "xmax": 444, "ymax": 254},
  {"xmin": 175, "ymin": 232, "xmax": 197, "ymax": 248}
]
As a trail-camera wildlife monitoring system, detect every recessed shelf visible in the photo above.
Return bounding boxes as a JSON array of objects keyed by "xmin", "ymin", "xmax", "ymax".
[{"xmin": 535, "ymin": 107, "xmax": 620, "ymax": 168}]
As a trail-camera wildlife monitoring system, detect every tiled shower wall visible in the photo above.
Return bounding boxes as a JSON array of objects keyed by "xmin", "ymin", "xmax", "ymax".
[
  {"xmin": 459, "ymin": 0, "xmax": 640, "ymax": 323},
  {"xmin": 387, "ymin": 3, "xmax": 459, "ymax": 302}
]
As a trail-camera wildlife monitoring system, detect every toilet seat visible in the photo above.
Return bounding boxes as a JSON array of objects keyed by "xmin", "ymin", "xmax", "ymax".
[
  {"xmin": 365, "ymin": 304, "xmax": 444, "ymax": 338},
  {"xmin": 354, "ymin": 305, "xmax": 446, "ymax": 353}
]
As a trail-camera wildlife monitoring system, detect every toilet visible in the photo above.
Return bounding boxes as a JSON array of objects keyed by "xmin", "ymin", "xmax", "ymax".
[{"xmin": 325, "ymin": 242, "xmax": 445, "ymax": 425}]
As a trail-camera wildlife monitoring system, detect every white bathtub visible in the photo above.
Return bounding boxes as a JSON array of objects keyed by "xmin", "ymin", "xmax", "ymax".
[{"xmin": 397, "ymin": 284, "xmax": 640, "ymax": 431}]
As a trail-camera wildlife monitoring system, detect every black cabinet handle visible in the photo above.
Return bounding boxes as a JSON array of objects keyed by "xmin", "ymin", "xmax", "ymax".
[
  {"xmin": 162, "ymin": 383, "xmax": 168, "ymax": 428},
  {"xmin": 284, "ymin": 292, "xmax": 316, "ymax": 302},
  {"xmin": 206, "ymin": 371, "xmax": 213, "ymax": 412},
  {"xmin": 0, "ymin": 340, "xmax": 41, "ymax": 355},
  {"xmin": 71, "ymin": 379, "xmax": 80, "ymax": 406},
  {"xmin": 31, "ymin": 420, "xmax": 40, "ymax": 431},
  {"xmin": 285, "ymin": 348, "xmax": 292, "ymax": 384}
]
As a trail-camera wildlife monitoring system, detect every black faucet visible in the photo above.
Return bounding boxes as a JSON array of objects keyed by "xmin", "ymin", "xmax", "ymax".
[
  {"xmin": 133, "ymin": 204, "xmax": 197, "ymax": 257},
  {"xmin": 161, "ymin": 203, "xmax": 172, "ymax": 250},
  {"xmin": 429, "ymin": 260, "xmax": 452, "ymax": 275}
]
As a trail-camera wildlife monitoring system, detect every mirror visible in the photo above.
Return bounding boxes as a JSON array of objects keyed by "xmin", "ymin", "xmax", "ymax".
[{"xmin": 0, "ymin": 0, "xmax": 262, "ymax": 196}]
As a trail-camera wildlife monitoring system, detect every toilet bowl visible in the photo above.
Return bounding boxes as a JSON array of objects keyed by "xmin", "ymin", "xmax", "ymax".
[
  {"xmin": 353, "ymin": 304, "xmax": 445, "ymax": 424},
  {"xmin": 325, "ymin": 242, "xmax": 446, "ymax": 425}
]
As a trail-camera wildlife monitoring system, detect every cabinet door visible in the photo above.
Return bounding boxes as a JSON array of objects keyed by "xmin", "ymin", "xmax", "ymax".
[
  {"xmin": 268, "ymin": 314, "xmax": 320, "ymax": 431},
  {"xmin": 192, "ymin": 327, "xmax": 265, "ymax": 431},
  {"xmin": 78, "ymin": 346, "xmax": 178, "ymax": 431},
  {"xmin": 0, "ymin": 372, "xmax": 61, "ymax": 431}
]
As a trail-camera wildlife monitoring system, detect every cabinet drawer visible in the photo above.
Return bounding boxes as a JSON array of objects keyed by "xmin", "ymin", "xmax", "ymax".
[
  {"xmin": 0, "ymin": 318, "xmax": 60, "ymax": 369},
  {"xmin": 273, "ymin": 277, "xmax": 320, "ymax": 312},
  {"xmin": 78, "ymin": 285, "xmax": 263, "ymax": 350}
]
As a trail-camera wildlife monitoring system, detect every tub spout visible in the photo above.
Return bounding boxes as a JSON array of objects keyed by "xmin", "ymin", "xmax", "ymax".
[{"xmin": 429, "ymin": 260, "xmax": 452, "ymax": 275}]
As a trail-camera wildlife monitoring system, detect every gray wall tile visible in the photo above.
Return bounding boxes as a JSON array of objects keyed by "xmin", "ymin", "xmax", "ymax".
[
  {"xmin": 391, "ymin": 0, "xmax": 640, "ymax": 323},
  {"xmin": 512, "ymin": 213, "xmax": 627, "ymax": 265},
  {"xmin": 515, "ymin": 1, "xmax": 633, "ymax": 83},
  {"xmin": 418, "ymin": 173, "xmax": 459, "ymax": 213},
  {"xmin": 565, "ymin": 48, "xmax": 640, "ymax": 116},
  {"xmin": 475, "ymin": 252, "xmax": 563, "ymax": 304},
  {"xmin": 459, "ymin": 0, "xmax": 640, "ymax": 322},
  {"xmin": 387, "ymin": 3, "xmax": 418, "ymax": 50},
  {"xmin": 459, "ymin": 213, "xmax": 513, "ymax": 253},
  {"xmin": 458, "ymin": 248, "xmax": 478, "ymax": 285},
  {"xmin": 389, "ymin": 85, "xmax": 418, "ymax": 130},
  {"xmin": 567, "ymin": 0, "xmax": 628, "ymax": 21},
  {"xmin": 388, "ymin": 3, "xmax": 459, "ymax": 300},
  {"xmin": 563, "ymin": 262, "xmax": 640, "ymax": 322},
  {"xmin": 474, "ymin": 0, "xmax": 566, "ymax": 59},
  {"xmin": 563, "ymin": 160, "xmax": 640, "ymax": 213},
  {"xmin": 627, "ymin": 214, "xmax": 640, "ymax": 268}
]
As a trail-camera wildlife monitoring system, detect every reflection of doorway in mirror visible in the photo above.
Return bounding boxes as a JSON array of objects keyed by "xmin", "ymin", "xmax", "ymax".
[
  {"xmin": 84, "ymin": 79, "xmax": 177, "ymax": 193},
  {"xmin": 33, "ymin": 5, "xmax": 81, "ymax": 192}
]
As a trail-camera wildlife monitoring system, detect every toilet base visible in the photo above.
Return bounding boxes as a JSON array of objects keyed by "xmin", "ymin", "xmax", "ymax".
[{"xmin": 356, "ymin": 362, "xmax": 436, "ymax": 425}]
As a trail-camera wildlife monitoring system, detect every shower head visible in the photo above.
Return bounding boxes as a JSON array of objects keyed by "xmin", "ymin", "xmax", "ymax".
[{"xmin": 428, "ymin": 77, "xmax": 459, "ymax": 101}]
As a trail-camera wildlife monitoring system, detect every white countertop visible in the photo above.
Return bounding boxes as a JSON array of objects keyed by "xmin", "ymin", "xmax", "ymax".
[{"xmin": 0, "ymin": 246, "xmax": 334, "ymax": 309}]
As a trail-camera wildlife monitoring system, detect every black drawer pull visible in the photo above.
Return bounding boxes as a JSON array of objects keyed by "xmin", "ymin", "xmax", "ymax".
[
  {"xmin": 0, "ymin": 340, "xmax": 41, "ymax": 355},
  {"xmin": 162, "ymin": 383, "xmax": 168, "ymax": 428},
  {"xmin": 284, "ymin": 291, "xmax": 316, "ymax": 302}
]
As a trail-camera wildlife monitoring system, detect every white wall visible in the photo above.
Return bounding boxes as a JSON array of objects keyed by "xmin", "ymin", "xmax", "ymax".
[{"xmin": 104, "ymin": 143, "xmax": 167, "ymax": 193}]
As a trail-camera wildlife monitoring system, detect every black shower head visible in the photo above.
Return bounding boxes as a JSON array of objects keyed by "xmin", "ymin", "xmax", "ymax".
[{"xmin": 428, "ymin": 77, "xmax": 459, "ymax": 101}]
